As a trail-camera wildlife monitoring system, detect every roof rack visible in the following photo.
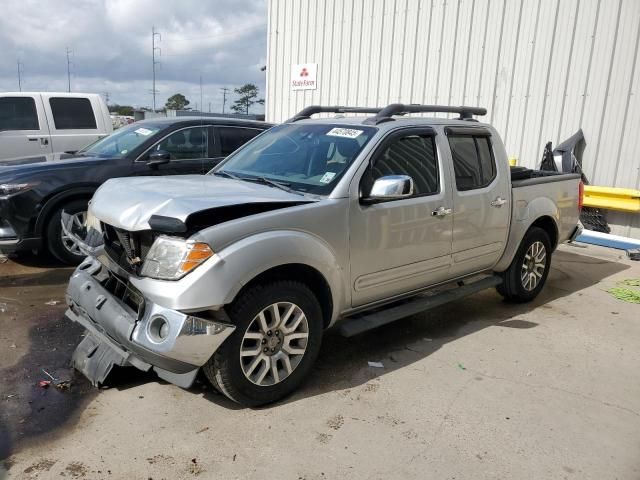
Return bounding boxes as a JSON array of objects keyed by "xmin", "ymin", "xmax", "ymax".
[
  {"xmin": 287, "ymin": 106, "xmax": 382, "ymax": 123},
  {"xmin": 286, "ymin": 103, "xmax": 487, "ymax": 125},
  {"xmin": 363, "ymin": 104, "xmax": 487, "ymax": 124}
]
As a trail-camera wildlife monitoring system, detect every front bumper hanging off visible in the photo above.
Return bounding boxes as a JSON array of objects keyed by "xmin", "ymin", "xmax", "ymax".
[{"xmin": 66, "ymin": 256, "xmax": 236, "ymax": 388}]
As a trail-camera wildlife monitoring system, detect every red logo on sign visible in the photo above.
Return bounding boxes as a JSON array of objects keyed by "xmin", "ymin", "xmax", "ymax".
[{"xmin": 300, "ymin": 68, "xmax": 309, "ymax": 77}]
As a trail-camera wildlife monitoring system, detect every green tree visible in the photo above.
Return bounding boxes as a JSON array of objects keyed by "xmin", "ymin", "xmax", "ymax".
[
  {"xmin": 108, "ymin": 104, "xmax": 134, "ymax": 116},
  {"xmin": 165, "ymin": 93, "xmax": 191, "ymax": 111},
  {"xmin": 231, "ymin": 83, "xmax": 264, "ymax": 115}
]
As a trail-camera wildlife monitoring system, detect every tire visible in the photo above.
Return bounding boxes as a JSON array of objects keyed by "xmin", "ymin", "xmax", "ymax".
[
  {"xmin": 45, "ymin": 199, "xmax": 89, "ymax": 265},
  {"xmin": 496, "ymin": 226, "xmax": 552, "ymax": 303},
  {"xmin": 203, "ymin": 280, "xmax": 324, "ymax": 407}
]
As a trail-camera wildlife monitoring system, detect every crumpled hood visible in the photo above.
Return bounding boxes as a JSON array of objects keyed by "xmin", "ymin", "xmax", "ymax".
[{"xmin": 91, "ymin": 175, "xmax": 311, "ymax": 231}]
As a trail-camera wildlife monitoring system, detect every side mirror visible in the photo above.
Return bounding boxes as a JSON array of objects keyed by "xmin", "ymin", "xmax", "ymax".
[
  {"xmin": 364, "ymin": 175, "xmax": 414, "ymax": 203},
  {"xmin": 147, "ymin": 150, "xmax": 170, "ymax": 168}
]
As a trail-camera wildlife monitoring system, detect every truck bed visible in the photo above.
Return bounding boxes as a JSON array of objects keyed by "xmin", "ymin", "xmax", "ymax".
[{"xmin": 510, "ymin": 167, "xmax": 582, "ymax": 187}]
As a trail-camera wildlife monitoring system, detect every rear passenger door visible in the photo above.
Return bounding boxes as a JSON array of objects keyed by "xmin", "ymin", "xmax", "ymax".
[
  {"xmin": 42, "ymin": 95, "xmax": 106, "ymax": 153},
  {"xmin": 349, "ymin": 128, "xmax": 453, "ymax": 307},
  {"xmin": 445, "ymin": 127, "xmax": 509, "ymax": 276}
]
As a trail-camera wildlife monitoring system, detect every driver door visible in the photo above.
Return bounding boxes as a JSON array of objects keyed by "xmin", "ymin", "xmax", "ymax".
[
  {"xmin": 349, "ymin": 128, "xmax": 454, "ymax": 307},
  {"xmin": 135, "ymin": 126, "xmax": 215, "ymax": 175}
]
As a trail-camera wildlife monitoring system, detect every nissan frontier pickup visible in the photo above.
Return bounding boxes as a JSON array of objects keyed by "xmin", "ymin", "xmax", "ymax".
[{"xmin": 65, "ymin": 104, "xmax": 583, "ymax": 406}]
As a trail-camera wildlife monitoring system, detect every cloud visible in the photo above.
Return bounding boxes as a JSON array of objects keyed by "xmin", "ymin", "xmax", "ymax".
[{"xmin": 0, "ymin": 0, "xmax": 267, "ymax": 111}]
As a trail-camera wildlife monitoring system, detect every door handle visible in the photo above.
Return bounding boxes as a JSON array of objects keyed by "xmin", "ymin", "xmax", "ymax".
[
  {"xmin": 431, "ymin": 206, "xmax": 452, "ymax": 217},
  {"xmin": 490, "ymin": 197, "xmax": 507, "ymax": 207},
  {"xmin": 40, "ymin": 138, "xmax": 49, "ymax": 146},
  {"xmin": 28, "ymin": 137, "xmax": 38, "ymax": 142}
]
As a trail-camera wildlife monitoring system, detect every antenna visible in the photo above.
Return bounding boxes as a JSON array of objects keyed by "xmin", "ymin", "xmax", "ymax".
[
  {"xmin": 221, "ymin": 87, "xmax": 230, "ymax": 114},
  {"xmin": 65, "ymin": 47, "xmax": 73, "ymax": 92},
  {"xmin": 152, "ymin": 26, "xmax": 161, "ymax": 112},
  {"xmin": 17, "ymin": 60, "xmax": 24, "ymax": 92}
]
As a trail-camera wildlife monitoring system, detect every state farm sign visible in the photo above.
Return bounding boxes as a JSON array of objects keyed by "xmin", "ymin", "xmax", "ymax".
[{"xmin": 291, "ymin": 63, "xmax": 317, "ymax": 90}]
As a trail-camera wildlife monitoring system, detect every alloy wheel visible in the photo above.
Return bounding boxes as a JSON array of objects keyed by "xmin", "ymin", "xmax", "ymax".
[{"xmin": 521, "ymin": 240, "xmax": 546, "ymax": 291}]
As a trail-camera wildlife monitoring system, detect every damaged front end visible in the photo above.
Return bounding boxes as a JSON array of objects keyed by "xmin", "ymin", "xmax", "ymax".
[{"xmin": 66, "ymin": 255, "xmax": 235, "ymax": 388}]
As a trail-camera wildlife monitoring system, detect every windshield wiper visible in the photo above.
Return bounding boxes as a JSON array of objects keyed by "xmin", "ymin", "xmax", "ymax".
[
  {"xmin": 213, "ymin": 170, "xmax": 241, "ymax": 180},
  {"xmin": 244, "ymin": 176, "xmax": 304, "ymax": 196}
]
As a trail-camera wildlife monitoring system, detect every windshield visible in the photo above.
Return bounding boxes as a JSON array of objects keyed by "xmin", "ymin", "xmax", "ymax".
[
  {"xmin": 212, "ymin": 123, "xmax": 377, "ymax": 194},
  {"xmin": 78, "ymin": 123, "xmax": 161, "ymax": 158}
]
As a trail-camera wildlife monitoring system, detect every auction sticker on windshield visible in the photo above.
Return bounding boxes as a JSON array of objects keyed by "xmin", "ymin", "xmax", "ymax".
[
  {"xmin": 135, "ymin": 127, "xmax": 154, "ymax": 136},
  {"xmin": 326, "ymin": 128, "xmax": 363, "ymax": 139}
]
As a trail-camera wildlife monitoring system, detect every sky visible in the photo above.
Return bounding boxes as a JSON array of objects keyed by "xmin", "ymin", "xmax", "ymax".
[{"xmin": 0, "ymin": 0, "xmax": 268, "ymax": 113}]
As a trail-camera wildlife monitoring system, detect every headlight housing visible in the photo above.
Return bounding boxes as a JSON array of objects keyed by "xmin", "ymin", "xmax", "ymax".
[
  {"xmin": 0, "ymin": 182, "xmax": 38, "ymax": 199},
  {"xmin": 140, "ymin": 236, "xmax": 214, "ymax": 280}
]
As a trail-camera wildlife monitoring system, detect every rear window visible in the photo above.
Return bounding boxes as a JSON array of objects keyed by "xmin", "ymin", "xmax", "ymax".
[
  {"xmin": 0, "ymin": 97, "xmax": 39, "ymax": 131},
  {"xmin": 49, "ymin": 97, "xmax": 97, "ymax": 130},
  {"xmin": 448, "ymin": 135, "xmax": 497, "ymax": 190},
  {"xmin": 218, "ymin": 127, "xmax": 262, "ymax": 155}
]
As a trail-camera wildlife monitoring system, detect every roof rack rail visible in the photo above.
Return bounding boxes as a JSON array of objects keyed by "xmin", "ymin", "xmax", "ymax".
[
  {"xmin": 286, "ymin": 103, "xmax": 487, "ymax": 125},
  {"xmin": 287, "ymin": 105, "xmax": 382, "ymax": 123},
  {"xmin": 363, "ymin": 103, "xmax": 487, "ymax": 125}
]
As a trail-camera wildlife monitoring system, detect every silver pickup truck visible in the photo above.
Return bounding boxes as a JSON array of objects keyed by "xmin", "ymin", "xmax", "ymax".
[{"xmin": 66, "ymin": 104, "xmax": 583, "ymax": 407}]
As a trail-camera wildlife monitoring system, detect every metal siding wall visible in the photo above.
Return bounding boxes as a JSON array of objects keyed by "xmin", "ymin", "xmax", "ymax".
[{"xmin": 267, "ymin": 0, "xmax": 640, "ymax": 236}]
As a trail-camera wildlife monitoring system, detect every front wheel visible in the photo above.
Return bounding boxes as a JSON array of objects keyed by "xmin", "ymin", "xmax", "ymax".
[
  {"xmin": 496, "ymin": 226, "xmax": 552, "ymax": 303},
  {"xmin": 203, "ymin": 280, "xmax": 324, "ymax": 407},
  {"xmin": 45, "ymin": 199, "xmax": 88, "ymax": 265}
]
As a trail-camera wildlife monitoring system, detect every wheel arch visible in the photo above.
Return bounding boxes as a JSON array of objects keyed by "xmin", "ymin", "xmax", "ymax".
[
  {"xmin": 236, "ymin": 263, "xmax": 334, "ymax": 328},
  {"xmin": 35, "ymin": 186, "xmax": 98, "ymax": 237}
]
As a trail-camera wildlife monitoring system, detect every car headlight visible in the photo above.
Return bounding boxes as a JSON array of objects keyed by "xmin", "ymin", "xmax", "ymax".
[
  {"xmin": 140, "ymin": 236, "xmax": 214, "ymax": 280},
  {"xmin": 0, "ymin": 182, "xmax": 38, "ymax": 198}
]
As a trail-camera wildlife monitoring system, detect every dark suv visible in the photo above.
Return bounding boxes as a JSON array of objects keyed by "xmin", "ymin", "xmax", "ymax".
[{"xmin": 0, "ymin": 117, "xmax": 272, "ymax": 264}]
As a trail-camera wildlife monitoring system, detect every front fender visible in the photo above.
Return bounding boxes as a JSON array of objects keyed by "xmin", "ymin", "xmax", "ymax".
[
  {"xmin": 493, "ymin": 196, "xmax": 559, "ymax": 272},
  {"xmin": 130, "ymin": 230, "xmax": 346, "ymax": 324}
]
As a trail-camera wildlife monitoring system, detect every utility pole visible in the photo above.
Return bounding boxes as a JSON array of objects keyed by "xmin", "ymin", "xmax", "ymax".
[
  {"xmin": 221, "ymin": 87, "xmax": 230, "ymax": 114},
  {"xmin": 103, "ymin": 92, "xmax": 110, "ymax": 104},
  {"xmin": 65, "ymin": 47, "xmax": 73, "ymax": 92},
  {"xmin": 17, "ymin": 60, "xmax": 23, "ymax": 92},
  {"xmin": 208, "ymin": 101, "xmax": 211, "ymax": 113},
  {"xmin": 199, "ymin": 75, "xmax": 203, "ymax": 114},
  {"xmin": 152, "ymin": 26, "xmax": 161, "ymax": 112}
]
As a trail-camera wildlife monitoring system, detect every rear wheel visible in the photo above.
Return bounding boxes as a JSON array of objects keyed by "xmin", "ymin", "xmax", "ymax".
[
  {"xmin": 203, "ymin": 280, "xmax": 323, "ymax": 407},
  {"xmin": 45, "ymin": 199, "xmax": 88, "ymax": 265},
  {"xmin": 496, "ymin": 226, "xmax": 552, "ymax": 302}
]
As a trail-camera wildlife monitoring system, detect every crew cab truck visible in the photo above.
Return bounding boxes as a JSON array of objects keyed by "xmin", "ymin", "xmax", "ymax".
[
  {"xmin": 0, "ymin": 92, "xmax": 112, "ymax": 161},
  {"xmin": 66, "ymin": 104, "xmax": 583, "ymax": 407}
]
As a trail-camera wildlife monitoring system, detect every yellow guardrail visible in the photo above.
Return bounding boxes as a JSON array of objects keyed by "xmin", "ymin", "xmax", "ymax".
[{"xmin": 583, "ymin": 186, "xmax": 640, "ymax": 213}]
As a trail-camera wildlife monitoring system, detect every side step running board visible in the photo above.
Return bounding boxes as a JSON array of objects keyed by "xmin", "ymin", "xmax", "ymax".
[{"xmin": 338, "ymin": 276, "xmax": 502, "ymax": 337}]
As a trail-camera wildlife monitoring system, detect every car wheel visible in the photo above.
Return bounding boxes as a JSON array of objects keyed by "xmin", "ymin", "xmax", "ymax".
[
  {"xmin": 46, "ymin": 199, "xmax": 89, "ymax": 265},
  {"xmin": 203, "ymin": 280, "xmax": 324, "ymax": 407},
  {"xmin": 496, "ymin": 226, "xmax": 552, "ymax": 303}
]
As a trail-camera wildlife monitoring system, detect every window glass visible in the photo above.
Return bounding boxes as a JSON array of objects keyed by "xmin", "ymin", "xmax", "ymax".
[
  {"xmin": 372, "ymin": 135, "xmax": 439, "ymax": 195},
  {"xmin": 153, "ymin": 127, "xmax": 208, "ymax": 160},
  {"xmin": 219, "ymin": 127, "xmax": 262, "ymax": 156},
  {"xmin": 0, "ymin": 97, "xmax": 39, "ymax": 131},
  {"xmin": 449, "ymin": 135, "xmax": 496, "ymax": 190},
  {"xmin": 49, "ymin": 97, "xmax": 97, "ymax": 130},
  {"xmin": 214, "ymin": 123, "xmax": 377, "ymax": 195},
  {"xmin": 79, "ymin": 123, "xmax": 161, "ymax": 158}
]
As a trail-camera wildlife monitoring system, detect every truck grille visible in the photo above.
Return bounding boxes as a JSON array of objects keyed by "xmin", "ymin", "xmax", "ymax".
[
  {"xmin": 102, "ymin": 224, "xmax": 156, "ymax": 275},
  {"xmin": 101, "ymin": 269, "xmax": 145, "ymax": 319}
]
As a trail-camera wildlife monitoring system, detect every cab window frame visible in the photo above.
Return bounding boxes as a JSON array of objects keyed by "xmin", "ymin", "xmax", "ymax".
[
  {"xmin": 360, "ymin": 127, "xmax": 440, "ymax": 202},
  {"xmin": 445, "ymin": 127, "xmax": 497, "ymax": 192}
]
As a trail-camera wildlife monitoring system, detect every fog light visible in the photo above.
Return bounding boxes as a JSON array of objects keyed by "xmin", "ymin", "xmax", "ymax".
[{"xmin": 148, "ymin": 315, "xmax": 170, "ymax": 343}]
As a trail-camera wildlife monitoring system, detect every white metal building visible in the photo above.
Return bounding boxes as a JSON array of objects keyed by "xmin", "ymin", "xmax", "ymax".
[{"xmin": 266, "ymin": 0, "xmax": 640, "ymax": 236}]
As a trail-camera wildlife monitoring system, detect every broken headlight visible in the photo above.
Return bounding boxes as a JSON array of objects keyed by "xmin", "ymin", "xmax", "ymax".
[{"xmin": 140, "ymin": 236, "xmax": 214, "ymax": 280}]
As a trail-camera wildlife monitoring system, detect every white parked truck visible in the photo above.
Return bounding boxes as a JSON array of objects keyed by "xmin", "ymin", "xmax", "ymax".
[
  {"xmin": 66, "ymin": 104, "xmax": 583, "ymax": 407},
  {"xmin": 0, "ymin": 92, "xmax": 112, "ymax": 162}
]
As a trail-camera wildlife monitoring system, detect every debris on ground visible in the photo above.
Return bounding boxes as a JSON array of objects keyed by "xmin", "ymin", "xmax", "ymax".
[
  {"xmin": 0, "ymin": 303, "xmax": 6, "ymax": 313},
  {"xmin": 457, "ymin": 363, "xmax": 467, "ymax": 371},
  {"xmin": 607, "ymin": 279, "xmax": 640, "ymax": 304},
  {"xmin": 196, "ymin": 427, "xmax": 209, "ymax": 434},
  {"xmin": 368, "ymin": 361, "xmax": 384, "ymax": 368},
  {"xmin": 40, "ymin": 369, "xmax": 72, "ymax": 390},
  {"xmin": 0, "ymin": 254, "xmax": 8, "ymax": 264},
  {"xmin": 44, "ymin": 300, "xmax": 60, "ymax": 306}
]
